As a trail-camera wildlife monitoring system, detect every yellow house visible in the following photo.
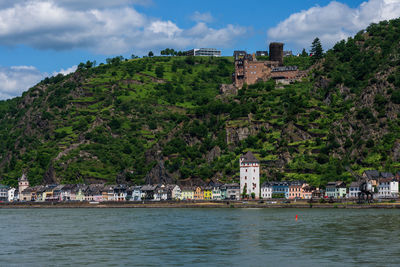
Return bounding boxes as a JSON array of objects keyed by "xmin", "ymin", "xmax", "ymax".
[
  {"xmin": 203, "ymin": 186, "xmax": 212, "ymax": 200},
  {"xmin": 180, "ymin": 187, "xmax": 194, "ymax": 200}
]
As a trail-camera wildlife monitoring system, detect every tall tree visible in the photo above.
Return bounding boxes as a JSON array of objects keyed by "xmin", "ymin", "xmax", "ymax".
[
  {"xmin": 311, "ymin": 37, "xmax": 323, "ymax": 62},
  {"xmin": 301, "ymin": 48, "xmax": 308, "ymax": 57},
  {"xmin": 148, "ymin": 51, "xmax": 154, "ymax": 57}
]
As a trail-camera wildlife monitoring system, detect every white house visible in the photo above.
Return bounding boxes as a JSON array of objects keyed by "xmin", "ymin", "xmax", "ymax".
[
  {"xmin": 154, "ymin": 185, "xmax": 168, "ymax": 201},
  {"xmin": 261, "ymin": 182, "xmax": 273, "ymax": 199},
  {"xmin": 131, "ymin": 186, "xmax": 142, "ymax": 201},
  {"xmin": 169, "ymin": 185, "xmax": 181, "ymax": 200},
  {"xmin": 240, "ymin": 151, "xmax": 260, "ymax": 199},
  {"xmin": 348, "ymin": 182, "xmax": 361, "ymax": 199},
  {"xmin": 325, "ymin": 181, "xmax": 346, "ymax": 198},
  {"xmin": 7, "ymin": 187, "xmax": 16, "ymax": 202},
  {"xmin": 378, "ymin": 178, "xmax": 399, "ymax": 198}
]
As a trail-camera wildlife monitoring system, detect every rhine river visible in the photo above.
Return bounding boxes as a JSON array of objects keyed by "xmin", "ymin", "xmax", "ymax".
[{"xmin": 1, "ymin": 208, "xmax": 399, "ymax": 266}]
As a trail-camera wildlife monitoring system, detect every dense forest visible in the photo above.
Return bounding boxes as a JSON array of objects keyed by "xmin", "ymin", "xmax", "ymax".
[{"xmin": 1, "ymin": 18, "xmax": 400, "ymax": 188}]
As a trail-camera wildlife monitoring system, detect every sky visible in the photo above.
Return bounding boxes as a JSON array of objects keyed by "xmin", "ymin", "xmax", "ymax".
[{"xmin": 0, "ymin": 0, "xmax": 400, "ymax": 100}]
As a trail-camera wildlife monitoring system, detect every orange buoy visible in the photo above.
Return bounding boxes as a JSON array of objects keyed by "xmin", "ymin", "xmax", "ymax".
[{"xmin": 295, "ymin": 214, "xmax": 298, "ymax": 221}]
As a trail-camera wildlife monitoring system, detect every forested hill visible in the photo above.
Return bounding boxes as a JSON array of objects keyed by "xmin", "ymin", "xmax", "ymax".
[{"xmin": 1, "ymin": 18, "xmax": 400, "ymax": 188}]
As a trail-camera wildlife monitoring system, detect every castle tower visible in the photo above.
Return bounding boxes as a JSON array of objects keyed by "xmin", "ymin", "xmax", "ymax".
[
  {"xmin": 239, "ymin": 151, "xmax": 260, "ymax": 199},
  {"xmin": 18, "ymin": 173, "xmax": 29, "ymax": 199},
  {"xmin": 269, "ymin": 42, "xmax": 284, "ymax": 66}
]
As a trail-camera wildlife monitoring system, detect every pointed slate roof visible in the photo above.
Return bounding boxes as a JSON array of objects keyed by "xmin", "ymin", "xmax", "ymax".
[{"xmin": 240, "ymin": 151, "xmax": 260, "ymax": 163}]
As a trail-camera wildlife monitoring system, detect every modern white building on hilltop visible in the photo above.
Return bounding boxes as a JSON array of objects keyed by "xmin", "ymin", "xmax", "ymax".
[
  {"xmin": 240, "ymin": 151, "xmax": 260, "ymax": 199},
  {"xmin": 185, "ymin": 48, "xmax": 221, "ymax": 57}
]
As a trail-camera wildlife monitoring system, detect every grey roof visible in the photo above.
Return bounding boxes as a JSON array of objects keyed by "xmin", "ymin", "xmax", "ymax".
[
  {"xmin": 363, "ymin": 170, "xmax": 380, "ymax": 179},
  {"xmin": 326, "ymin": 181, "xmax": 346, "ymax": 188},
  {"xmin": 240, "ymin": 151, "xmax": 260, "ymax": 163},
  {"xmin": 350, "ymin": 182, "xmax": 361, "ymax": 188},
  {"xmin": 380, "ymin": 172, "xmax": 394, "ymax": 178},
  {"xmin": 141, "ymin": 185, "xmax": 157, "ymax": 191}
]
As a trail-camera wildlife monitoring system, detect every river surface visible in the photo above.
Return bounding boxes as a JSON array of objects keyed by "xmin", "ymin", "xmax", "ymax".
[{"xmin": 1, "ymin": 208, "xmax": 399, "ymax": 266}]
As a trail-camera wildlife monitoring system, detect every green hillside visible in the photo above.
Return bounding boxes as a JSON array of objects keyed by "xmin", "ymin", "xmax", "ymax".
[{"xmin": 1, "ymin": 18, "xmax": 400, "ymax": 187}]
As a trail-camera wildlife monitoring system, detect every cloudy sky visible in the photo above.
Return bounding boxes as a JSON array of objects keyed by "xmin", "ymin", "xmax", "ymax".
[{"xmin": 0, "ymin": 0, "xmax": 399, "ymax": 99}]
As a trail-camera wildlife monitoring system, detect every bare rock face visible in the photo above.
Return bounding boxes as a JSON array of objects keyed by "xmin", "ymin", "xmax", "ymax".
[
  {"xmin": 392, "ymin": 141, "xmax": 400, "ymax": 162},
  {"xmin": 43, "ymin": 164, "xmax": 57, "ymax": 184},
  {"xmin": 226, "ymin": 127, "xmax": 251, "ymax": 144},
  {"xmin": 145, "ymin": 161, "xmax": 172, "ymax": 185},
  {"xmin": 219, "ymin": 84, "xmax": 238, "ymax": 95},
  {"xmin": 206, "ymin": 146, "xmax": 221, "ymax": 163}
]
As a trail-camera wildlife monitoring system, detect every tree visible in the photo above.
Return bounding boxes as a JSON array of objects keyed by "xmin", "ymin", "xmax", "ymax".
[
  {"xmin": 155, "ymin": 65, "xmax": 164, "ymax": 78},
  {"xmin": 251, "ymin": 192, "xmax": 255, "ymax": 199},
  {"xmin": 301, "ymin": 48, "xmax": 308, "ymax": 57},
  {"xmin": 311, "ymin": 37, "xmax": 323, "ymax": 62},
  {"xmin": 242, "ymin": 183, "xmax": 248, "ymax": 199},
  {"xmin": 148, "ymin": 51, "xmax": 154, "ymax": 57}
]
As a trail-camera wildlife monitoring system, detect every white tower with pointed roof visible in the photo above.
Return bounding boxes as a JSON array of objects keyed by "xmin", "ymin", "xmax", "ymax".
[{"xmin": 239, "ymin": 151, "xmax": 260, "ymax": 199}]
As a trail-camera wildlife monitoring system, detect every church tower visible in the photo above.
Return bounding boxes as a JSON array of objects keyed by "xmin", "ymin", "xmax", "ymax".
[
  {"xmin": 239, "ymin": 151, "xmax": 260, "ymax": 199},
  {"xmin": 18, "ymin": 173, "xmax": 29, "ymax": 200}
]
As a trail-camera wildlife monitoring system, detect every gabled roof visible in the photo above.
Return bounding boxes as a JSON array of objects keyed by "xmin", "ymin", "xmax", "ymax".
[
  {"xmin": 380, "ymin": 172, "xmax": 394, "ymax": 178},
  {"xmin": 240, "ymin": 151, "xmax": 260, "ymax": 163},
  {"xmin": 141, "ymin": 185, "xmax": 157, "ymax": 191},
  {"xmin": 363, "ymin": 170, "xmax": 380, "ymax": 179},
  {"xmin": 326, "ymin": 181, "xmax": 346, "ymax": 188},
  {"xmin": 350, "ymin": 181, "xmax": 361, "ymax": 188}
]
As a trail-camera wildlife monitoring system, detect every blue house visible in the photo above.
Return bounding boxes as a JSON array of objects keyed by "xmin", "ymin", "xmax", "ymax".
[{"xmin": 272, "ymin": 181, "xmax": 290, "ymax": 198}]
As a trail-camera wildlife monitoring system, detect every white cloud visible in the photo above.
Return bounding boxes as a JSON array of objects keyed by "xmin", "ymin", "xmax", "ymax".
[
  {"xmin": 0, "ymin": 65, "xmax": 45, "ymax": 100},
  {"xmin": 267, "ymin": 0, "xmax": 400, "ymax": 51},
  {"xmin": 0, "ymin": 1, "xmax": 247, "ymax": 54},
  {"xmin": 191, "ymin": 11, "xmax": 214, "ymax": 23},
  {"xmin": 54, "ymin": 65, "xmax": 78, "ymax": 76}
]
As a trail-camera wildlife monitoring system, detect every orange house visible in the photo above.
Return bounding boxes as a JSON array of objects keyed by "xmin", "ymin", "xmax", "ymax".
[
  {"xmin": 194, "ymin": 186, "xmax": 204, "ymax": 200},
  {"xmin": 288, "ymin": 182, "xmax": 302, "ymax": 199}
]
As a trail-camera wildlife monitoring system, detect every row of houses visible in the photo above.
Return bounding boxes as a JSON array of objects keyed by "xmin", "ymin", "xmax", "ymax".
[
  {"xmin": 1, "ymin": 182, "xmax": 242, "ymax": 202},
  {"xmin": 263, "ymin": 170, "xmax": 400, "ymax": 200}
]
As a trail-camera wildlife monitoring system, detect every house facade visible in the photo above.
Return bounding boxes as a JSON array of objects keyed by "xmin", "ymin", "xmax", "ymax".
[
  {"xmin": 272, "ymin": 182, "xmax": 289, "ymax": 198},
  {"xmin": 288, "ymin": 181, "xmax": 303, "ymax": 199},
  {"xmin": 240, "ymin": 151, "xmax": 260, "ymax": 199},
  {"xmin": 224, "ymin": 183, "xmax": 240, "ymax": 200},
  {"xmin": 348, "ymin": 182, "xmax": 361, "ymax": 199},
  {"xmin": 194, "ymin": 186, "xmax": 204, "ymax": 200},
  {"xmin": 325, "ymin": 181, "xmax": 347, "ymax": 198},
  {"xmin": 261, "ymin": 182, "xmax": 272, "ymax": 199},
  {"xmin": 180, "ymin": 187, "xmax": 194, "ymax": 200},
  {"xmin": 377, "ymin": 178, "xmax": 398, "ymax": 198},
  {"xmin": 203, "ymin": 186, "xmax": 212, "ymax": 200}
]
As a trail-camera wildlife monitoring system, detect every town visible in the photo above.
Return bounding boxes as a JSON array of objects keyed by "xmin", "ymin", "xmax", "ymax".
[{"xmin": 1, "ymin": 151, "xmax": 399, "ymax": 203}]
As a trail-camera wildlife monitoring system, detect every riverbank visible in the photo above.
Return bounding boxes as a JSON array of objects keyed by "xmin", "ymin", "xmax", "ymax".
[{"xmin": 2, "ymin": 200, "xmax": 400, "ymax": 209}]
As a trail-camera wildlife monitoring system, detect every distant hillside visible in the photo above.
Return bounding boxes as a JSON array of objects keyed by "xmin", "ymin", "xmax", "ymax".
[{"xmin": 1, "ymin": 17, "xmax": 400, "ymax": 187}]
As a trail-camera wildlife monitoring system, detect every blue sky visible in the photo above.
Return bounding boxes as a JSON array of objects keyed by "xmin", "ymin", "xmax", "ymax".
[{"xmin": 0, "ymin": 0, "xmax": 399, "ymax": 99}]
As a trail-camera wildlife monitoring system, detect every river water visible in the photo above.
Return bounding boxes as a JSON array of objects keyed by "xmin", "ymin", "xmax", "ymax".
[{"xmin": 1, "ymin": 208, "xmax": 399, "ymax": 266}]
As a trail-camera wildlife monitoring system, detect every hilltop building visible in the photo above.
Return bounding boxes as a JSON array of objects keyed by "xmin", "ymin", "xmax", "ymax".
[
  {"xmin": 239, "ymin": 151, "xmax": 260, "ymax": 199},
  {"xmin": 233, "ymin": 42, "xmax": 305, "ymax": 88},
  {"xmin": 185, "ymin": 48, "xmax": 221, "ymax": 57}
]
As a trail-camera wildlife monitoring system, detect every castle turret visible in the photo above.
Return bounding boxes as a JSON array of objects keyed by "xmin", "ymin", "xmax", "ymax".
[{"xmin": 18, "ymin": 173, "xmax": 29, "ymax": 200}]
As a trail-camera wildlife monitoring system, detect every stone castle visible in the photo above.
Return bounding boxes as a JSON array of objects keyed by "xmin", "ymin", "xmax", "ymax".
[{"xmin": 233, "ymin": 42, "xmax": 306, "ymax": 89}]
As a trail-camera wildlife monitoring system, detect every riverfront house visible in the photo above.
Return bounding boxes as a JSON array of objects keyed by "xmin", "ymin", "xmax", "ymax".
[{"xmin": 325, "ymin": 181, "xmax": 347, "ymax": 198}]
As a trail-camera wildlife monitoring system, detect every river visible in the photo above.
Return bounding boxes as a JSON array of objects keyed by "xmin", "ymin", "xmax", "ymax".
[{"xmin": 0, "ymin": 208, "xmax": 399, "ymax": 266}]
